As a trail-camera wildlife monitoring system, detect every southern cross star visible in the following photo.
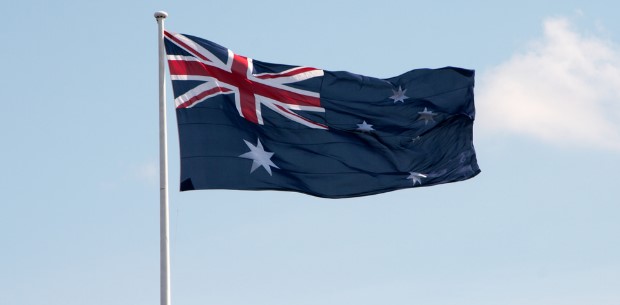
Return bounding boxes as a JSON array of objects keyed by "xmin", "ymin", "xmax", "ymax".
[
  {"xmin": 407, "ymin": 172, "xmax": 427, "ymax": 186},
  {"xmin": 239, "ymin": 138, "xmax": 279, "ymax": 176},
  {"xmin": 356, "ymin": 120, "xmax": 375, "ymax": 132},
  {"xmin": 417, "ymin": 107, "xmax": 437, "ymax": 125},
  {"xmin": 390, "ymin": 86, "xmax": 409, "ymax": 103}
]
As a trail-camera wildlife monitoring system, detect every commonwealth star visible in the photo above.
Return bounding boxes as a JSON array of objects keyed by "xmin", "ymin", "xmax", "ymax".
[{"xmin": 239, "ymin": 138, "xmax": 279, "ymax": 176}]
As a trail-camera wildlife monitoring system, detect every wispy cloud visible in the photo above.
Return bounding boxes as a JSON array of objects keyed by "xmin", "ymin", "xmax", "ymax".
[{"xmin": 477, "ymin": 17, "xmax": 620, "ymax": 151}]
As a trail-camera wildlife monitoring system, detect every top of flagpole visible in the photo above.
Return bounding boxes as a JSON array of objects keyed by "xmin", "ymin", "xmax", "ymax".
[{"xmin": 154, "ymin": 11, "xmax": 168, "ymax": 19}]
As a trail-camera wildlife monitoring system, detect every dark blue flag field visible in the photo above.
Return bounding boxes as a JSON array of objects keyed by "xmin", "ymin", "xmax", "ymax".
[{"xmin": 164, "ymin": 31, "xmax": 480, "ymax": 198}]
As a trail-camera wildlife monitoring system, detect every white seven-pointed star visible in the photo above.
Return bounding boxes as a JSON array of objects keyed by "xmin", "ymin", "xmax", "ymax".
[
  {"xmin": 239, "ymin": 139, "xmax": 279, "ymax": 176},
  {"xmin": 390, "ymin": 86, "xmax": 409, "ymax": 103},
  {"xmin": 418, "ymin": 107, "xmax": 438, "ymax": 125},
  {"xmin": 407, "ymin": 172, "xmax": 427, "ymax": 186},
  {"xmin": 356, "ymin": 120, "xmax": 375, "ymax": 132}
]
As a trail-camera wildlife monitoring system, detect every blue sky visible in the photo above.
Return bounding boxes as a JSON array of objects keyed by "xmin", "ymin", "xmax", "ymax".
[{"xmin": 1, "ymin": 1, "xmax": 619, "ymax": 305}]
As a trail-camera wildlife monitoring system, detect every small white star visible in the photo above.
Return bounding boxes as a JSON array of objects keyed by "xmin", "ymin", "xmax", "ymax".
[
  {"xmin": 407, "ymin": 172, "xmax": 427, "ymax": 186},
  {"xmin": 418, "ymin": 107, "xmax": 437, "ymax": 125},
  {"xmin": 239, "ymin": 138, "xmax": 279, "ymax": 176},
  {"xmin": 356, "ymin": 120, "xmax": 375, "ymax": 132},
  {"xmin": 390, "ymin": 86, "xmax": 409, "ymax": 103}
]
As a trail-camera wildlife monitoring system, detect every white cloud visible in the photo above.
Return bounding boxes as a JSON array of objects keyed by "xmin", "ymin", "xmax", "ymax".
[{"xmin": 477, "ymin": 17, "xmax": 620, "ymax": 151}]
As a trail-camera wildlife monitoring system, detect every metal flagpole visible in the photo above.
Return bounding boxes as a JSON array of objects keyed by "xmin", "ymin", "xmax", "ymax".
[{"xmin": 154, "ymin": 10, "xmax": 171, "ymax": 305}]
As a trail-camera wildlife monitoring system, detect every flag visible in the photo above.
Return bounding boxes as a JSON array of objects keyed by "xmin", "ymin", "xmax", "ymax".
[{"xmin": 164, "ymin": 31, "xmax": 480, "ymax": 198}]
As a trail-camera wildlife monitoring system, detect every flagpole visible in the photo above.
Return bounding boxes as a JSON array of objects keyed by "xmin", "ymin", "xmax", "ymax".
[{"xmin": 154, "ymin": 11, "xmax": 171, "ymax": 305}]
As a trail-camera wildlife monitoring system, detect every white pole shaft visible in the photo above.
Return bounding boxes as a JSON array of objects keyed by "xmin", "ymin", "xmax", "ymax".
[{"xmin": 154, "ymin": 11, "xmax": 170, "ymax": 305}]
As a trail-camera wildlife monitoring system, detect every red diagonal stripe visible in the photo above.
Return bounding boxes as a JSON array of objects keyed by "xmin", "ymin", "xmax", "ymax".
[
  {"xmin": 255, "ymin": 67, "xmax": 319, "ymax": 79},
  {"xmin": 274, "ymin": 104, "xmax": 328, "ymax": 129},
  {"xmin": 164, "ymin": 31, "xmax": 212, "ymax": 63},
  {"xmin": 177, "ymin": 87, "xmax": 233, "ymax": 109}
]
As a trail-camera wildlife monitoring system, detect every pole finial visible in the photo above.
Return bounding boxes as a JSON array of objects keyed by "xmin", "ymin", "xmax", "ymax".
[{"xmin": 154, "ymin": 11, "xmax": 168, "ymax": 19}]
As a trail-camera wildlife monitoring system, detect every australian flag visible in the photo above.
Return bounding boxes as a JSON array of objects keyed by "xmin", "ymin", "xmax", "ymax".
[{"xmin": 164, "ymin": 31, "xmax": 480, "ymax": 198}]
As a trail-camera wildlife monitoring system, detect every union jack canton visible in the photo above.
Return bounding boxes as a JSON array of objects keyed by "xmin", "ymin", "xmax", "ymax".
[{"xmin": 164, "ymin": 31, "xmax": 327, "ymax": 129}]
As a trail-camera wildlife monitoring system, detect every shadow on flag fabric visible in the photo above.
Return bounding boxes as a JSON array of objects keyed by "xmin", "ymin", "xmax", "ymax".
[{"xmin": 164, "ymin": 31, "xmax": 480, "ymax": 198}]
